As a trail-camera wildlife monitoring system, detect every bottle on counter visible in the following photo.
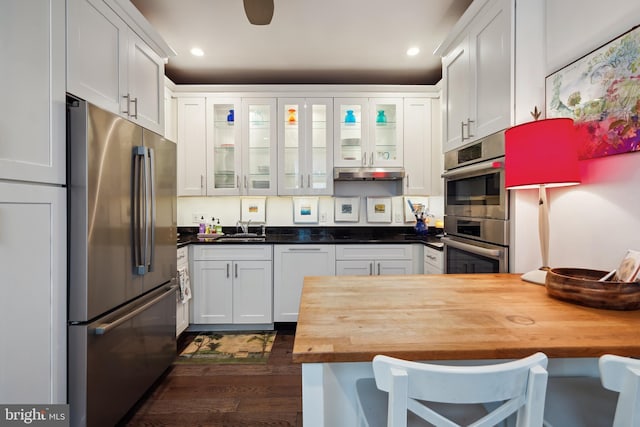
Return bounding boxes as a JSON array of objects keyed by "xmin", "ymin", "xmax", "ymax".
[
  {"xmin": 198, "ymin": 216, "xmax": 206, "ymax": 234},
  {"xmin": 215, "ymin": 219, "xmax": 222, "ymax": 234}
]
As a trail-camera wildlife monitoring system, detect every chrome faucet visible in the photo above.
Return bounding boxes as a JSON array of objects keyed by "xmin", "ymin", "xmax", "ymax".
[{"xmin": 236, "ymin": 219, "xmax": 251, "ymax": 234}]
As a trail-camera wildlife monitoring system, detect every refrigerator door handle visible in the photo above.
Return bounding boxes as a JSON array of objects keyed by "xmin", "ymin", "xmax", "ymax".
[
  {"xmin": 94, "ymin": 284, "xmax": 178, "ymax": 335},
  {"xmin": 147, "ymin": 147, "xmax": 156, "ymax": 272},
  {"xmin": 132, "ymin": 146, "xmax": 147, "ymax": 275}
]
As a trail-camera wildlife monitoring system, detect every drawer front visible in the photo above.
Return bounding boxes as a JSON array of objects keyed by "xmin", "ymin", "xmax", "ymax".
[
  {"xmin": 192, "ymin": 244, "xmax": 272, "ymax": 261},
  {"xmin": 424, "ymin": 247, "xmax": 443, "ymax": 269},
  {"xmin": 336, "ymin": 244, "xmax": 412, "ymax": 261}
]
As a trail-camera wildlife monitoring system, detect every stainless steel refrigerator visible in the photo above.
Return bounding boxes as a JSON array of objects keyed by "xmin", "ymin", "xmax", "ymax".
[{"xmin": 66, "ymin": 95, "xmax": 177, "ymax": 427}]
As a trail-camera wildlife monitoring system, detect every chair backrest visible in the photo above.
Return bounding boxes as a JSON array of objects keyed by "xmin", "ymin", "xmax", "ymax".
[
  {"xmin": 599, "ymin": 355, "xmax": 640, "ymax": 427},
  {"xmin": 372, "ymin": 352, "xmax": 548, "ymax": 427}
]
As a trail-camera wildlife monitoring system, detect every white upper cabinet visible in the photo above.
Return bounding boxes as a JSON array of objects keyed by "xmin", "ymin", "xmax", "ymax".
[
  {"xmin": 278, "ymin": 98, "xmax": 334, "ymax": 195},
  {"xmin": 403, "ymin": 98, "xmax": 442, "ymax": 196},
  {"xmin": 177, "ymin": 97, "xmax": 206, "ymax": 196},
  {"xmin": 127, "ymin": 30, "xmax": 165, "ymax": 133},
  {"xmin": 439, "ymin": 0, "xmax": 512, "ymax": 152},
  {"xmin": 67, "ymin": 0, "xmax": 170, "ymax": 135},
  {"xmin": 206, "ymin": 98, "xmax": 243, "ymax": 195},
  {"xmin": 241, "ymin": 98, "xmax": 278, "ymax": 195},
  {"xmin": 334, "ymin": 98, "xmax": 403, "ymax": 167},
  {"xmin": 0, "ymin": 0, "xmax": 65, "ymax": 185}
]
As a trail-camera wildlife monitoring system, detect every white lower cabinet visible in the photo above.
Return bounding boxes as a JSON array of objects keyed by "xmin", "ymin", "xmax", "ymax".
[
  {"xmin": 274, "ymin": 245, "xmax": 336, "ymax": 322},
  {"xmin": 0, "ymin": 181, "xmax": 66, "ymax": 404},
  {"xmin": 335, "ymin": 244, "xmax": 414, "ymax": 276},
  {"xmin": 424, "ymin": 246, "xmax": 444, "ymax": 274},
  {"xmin": 191, "ymin": 245, "xmax": 272, "ymax": 325},
  {"xmin": 176, "ymin": 246, "xmax": 190, "ymax": 336}
]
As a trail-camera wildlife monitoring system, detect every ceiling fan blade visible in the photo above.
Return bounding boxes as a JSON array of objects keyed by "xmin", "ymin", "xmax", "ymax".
[{"xmin": 243, "ymin": 0, "xmax": 274, "ymax": 25}]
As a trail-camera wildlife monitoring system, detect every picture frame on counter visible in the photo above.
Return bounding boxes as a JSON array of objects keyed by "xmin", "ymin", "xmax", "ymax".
[
  {"xmin": 366, "ymin": 197, "xmax": 392, "ymax": 223},
  {"xmin": 403, "ymin": 196, "xmax": 429, "ymax": 223},
  {"xmin": 293, "ymin": 197, "xmax": 319, "ymax": 223},
  {"xmin": 241, "ymin": 197, "xmax": 266, "ymax": 223},
  {"xmin": 334, "ymin": 197, "xmax": 360, "ymax": 222}
]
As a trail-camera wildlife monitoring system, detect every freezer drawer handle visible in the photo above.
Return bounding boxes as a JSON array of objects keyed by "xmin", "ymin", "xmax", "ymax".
[{"xmin": 94, "ymin": 284, "xmax": 177, "ymax": 335}]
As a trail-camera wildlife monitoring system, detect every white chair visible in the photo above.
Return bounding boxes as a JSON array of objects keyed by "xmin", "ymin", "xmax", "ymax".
[
  {"xmin": 355, "ymin": 352, "xmax": 548, "ymax": 427},
  {"xmin": 601, "ymin": 354, "xmax": 640, "ymax": 426},
  {"xmin": 543, "ymin": 355, "xmax": 640, "ymax": 427}
]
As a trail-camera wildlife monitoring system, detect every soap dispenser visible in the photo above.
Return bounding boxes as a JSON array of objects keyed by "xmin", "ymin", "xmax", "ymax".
[
  {"xmin": 198, "ymin": 216, "xmax": 206, "ymax": 234},
  {"xmin": 215, "ymin": 219, "xmax": 222, "ymax": 235}
]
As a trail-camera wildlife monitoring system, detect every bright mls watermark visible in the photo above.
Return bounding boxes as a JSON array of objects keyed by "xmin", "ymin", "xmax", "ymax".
[{"xmin": 0, "ymin": 405, "xmax": 69, "ymax": 426}]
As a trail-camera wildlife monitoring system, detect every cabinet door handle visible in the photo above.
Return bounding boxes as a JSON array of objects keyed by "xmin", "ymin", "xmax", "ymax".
[
  {"xmin": 377, "ymin": 263, "xmax": 381, "ymax": 275},
  {"xmin": 122, "ymin": 94, "xmax": 131, "ymax": 115},
  {"xmin": 244, "ymin": 175, "xmax": 248, "ymax": 189},
  {"xmin": 460, "ymin": 121, "xmax": 467, "ymax": 141},
  {"xmin": 369, "ymin": 262, "xmax": 373, "ymax": 276},
  {"xmin": 131, "ymin": 97, "xmax": 138, "ymax": 119},
  {"xmin": 362, "ymin": 153, "xmax": 367, "ymax": 166},
  {"xmin": 235, "ymin": 263, "xmax": 238, "ymax": 278},
  {"xmin": 236, "ymin": 175, "xmax": 240, "ymax": 189},
  {"xmin": 406, "ymin": 174, "xmax": 409, "ymax": 188},
  {"xmin": 200, "ymin": 174, "xmax": 204, "ymax": 189},
  {"xmin": 370, "ymin": 152, "xmax": 374, "ymax": 166},
  {"xmin": 307, "ymin": 174, "xmax": 311, "ymax": 188},
  {"xmin": 467, "ymin": 118, "xmax": 475, "ymax": 138},
  {"xmin": 226, "ymin": 263, "xmax": 230, "ymax": 278},
  {"xmin": 288, "ymin": 248, "xmax": 321, "ymax": 251},
  {"xmin": 300, "ymin": 174, "xmax": 304, "ymax": 188}
]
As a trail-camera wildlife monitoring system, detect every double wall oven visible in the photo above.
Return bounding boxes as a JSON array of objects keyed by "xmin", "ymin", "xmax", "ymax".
[{"xmin": 442, "ymin": 130, "xmax": 509, "ymax": 273}]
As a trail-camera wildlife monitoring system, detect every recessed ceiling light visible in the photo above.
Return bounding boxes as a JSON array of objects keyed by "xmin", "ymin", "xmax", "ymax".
[
  {"xmin": 190, "ymin": 47, "xmax": 204, "ymax": 57},
  {"xmin": 406, "ymin": 47, "xmax": 420, "ymax": 57}
]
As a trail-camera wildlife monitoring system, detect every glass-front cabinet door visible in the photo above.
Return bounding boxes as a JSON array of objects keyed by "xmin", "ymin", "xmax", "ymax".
[
  {"xmin": 370, "ymin": 98, "xmax": 403, "ymax": 167},
  {"xmin": 242, "ymin": 98, "xmax": 277, "ymax": 195},
  {"xmin": 334, "ymin": 98, "xmax": 368, "ymax": 167},
  {"xmin": 206, "ymin": 97, "xmax": 241, "ymax": 195},
  {"xmin": 278, "ymin": 98, "xmax": 333, "ymax": 195}
]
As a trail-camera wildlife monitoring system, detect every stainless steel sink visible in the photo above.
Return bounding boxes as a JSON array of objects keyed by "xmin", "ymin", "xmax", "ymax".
[{"xmin": 216, "ymin": 233, "xmax": 266, "ymax": 242}]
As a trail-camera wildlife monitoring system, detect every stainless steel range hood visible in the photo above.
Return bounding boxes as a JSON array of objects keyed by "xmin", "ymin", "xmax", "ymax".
[{"xmin": 333, "ymin": 167, "xmax": 405, "ymax": 181}]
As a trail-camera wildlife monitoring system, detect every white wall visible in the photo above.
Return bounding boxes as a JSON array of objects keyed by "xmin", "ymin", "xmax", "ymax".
[
  {"xmin": 512, "ymin": 0, "xmax": 640, "ymax": 273},
  {"xmin": 178, "ymin": 194, "xmax": 444, "ymax": 228}
]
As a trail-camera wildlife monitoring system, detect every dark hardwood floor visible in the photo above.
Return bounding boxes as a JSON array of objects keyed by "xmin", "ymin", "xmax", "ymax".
[{"xmin": 121, "ymin": 330, "xmax": 302, "ymax": 426}]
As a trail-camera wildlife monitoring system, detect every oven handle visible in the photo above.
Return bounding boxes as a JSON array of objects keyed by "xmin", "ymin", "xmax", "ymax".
[
  {"xmin": 441, "ymin": 236, "xmax": 503, "ymax": 259},
  {"xmin": 441, "ymin": 159, "xmax": 503, "ymax": 179}
]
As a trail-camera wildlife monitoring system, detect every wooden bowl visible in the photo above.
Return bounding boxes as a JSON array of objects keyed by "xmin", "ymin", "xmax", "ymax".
[{"xmin": 546, "ymin": 268, "xmax": 640, "ymax": 310}]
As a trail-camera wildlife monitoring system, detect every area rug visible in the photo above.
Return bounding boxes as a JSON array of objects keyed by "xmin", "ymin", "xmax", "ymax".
[{"xmin": 176, "ymin": 331, "xmax": 276, "ymax": 364}]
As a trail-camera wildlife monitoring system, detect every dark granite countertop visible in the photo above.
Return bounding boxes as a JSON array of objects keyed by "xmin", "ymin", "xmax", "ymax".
[{"xmin": 177, "ymin": 226, "xmax": 444, "ymax": 250}]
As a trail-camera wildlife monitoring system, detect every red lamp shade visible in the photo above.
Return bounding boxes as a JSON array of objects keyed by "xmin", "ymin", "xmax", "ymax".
[{"xmin": 505, "ymin": 118, "xmax": 581, "ymax": 189}]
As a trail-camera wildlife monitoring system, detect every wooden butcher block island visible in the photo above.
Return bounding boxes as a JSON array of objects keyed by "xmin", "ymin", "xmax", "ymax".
[{"xmin": 292, "ymin": 273, "xmax": 640, "ymax": 426}]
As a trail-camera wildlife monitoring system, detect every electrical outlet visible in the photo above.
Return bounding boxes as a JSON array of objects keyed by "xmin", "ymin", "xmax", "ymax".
[
  {"xmin": 192, "ymin": 212, "xmax": 206, "ymax": 224},
  {"xmin": 320, "ymin": 212, "xmax": 327, "ymax": 223}
]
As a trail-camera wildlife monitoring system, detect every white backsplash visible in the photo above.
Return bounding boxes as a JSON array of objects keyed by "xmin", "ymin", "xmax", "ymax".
[{"xmin": 178, "ymin": 195, "xmax": 444, "ymax": 228}]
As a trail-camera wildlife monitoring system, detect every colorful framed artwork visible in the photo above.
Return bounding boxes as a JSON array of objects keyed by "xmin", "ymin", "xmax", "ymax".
[
  {"xmin": 240, "ymin": 197, "xmax": 266, "ymax": 223},
  {"xmin": 293, "ymin": 197, "xmax": 319, "ymax": 223},
  {"xmin": 545, "ymin": 25, "xmax": 640, "ymax": 160},
  {"xmin": 334, "ymin": 197, "xmax": 360, "ymax": 222},
  {"xmin": 366, "ymin": 197, "xmax": 392, "ymax": 223}
]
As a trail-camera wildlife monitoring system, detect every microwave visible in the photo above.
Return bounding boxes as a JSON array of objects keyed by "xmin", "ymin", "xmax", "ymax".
[{"xmin": 442, "ymin": 130, "xmax": 508, "ymax": 221}]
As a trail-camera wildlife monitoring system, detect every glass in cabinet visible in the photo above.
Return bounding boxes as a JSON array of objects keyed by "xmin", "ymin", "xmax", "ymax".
[
  {"xmin": 242, "ymin": 98, "xmax": 277, "ymax": 195},
  {"xmin": 206, "ymin": 98, "xmax": 241, "ymax": 195},
  {"xmin": 278, "ymin": 98, "xmax": 333, "ymax": 195},
  {"xmin": 334, "ymin": 99, "xmax": 367, "ymax": 167},
  {"xmin": 370, "ymin": 98, "xmax": 403, "ymax": 167},
  {"xmin": 334, "ymin": 98, "xmax": 403, "ymax": 167}
]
